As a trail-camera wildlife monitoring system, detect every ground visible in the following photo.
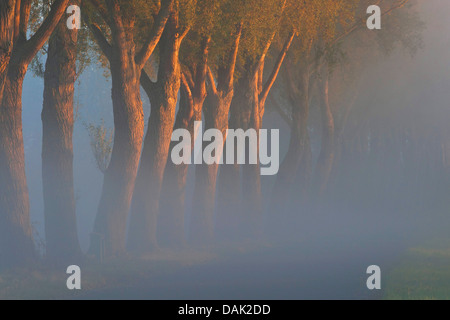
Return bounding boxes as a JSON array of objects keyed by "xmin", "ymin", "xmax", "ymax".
[{"xmin": 1, "ymin": 230, "xmax": 449, "ymax": 299}]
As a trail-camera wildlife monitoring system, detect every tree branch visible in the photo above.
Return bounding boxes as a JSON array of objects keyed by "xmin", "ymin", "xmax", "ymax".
[
  {"xmin": 89, "ymin": 22, "xmax": 113, "ymax": 60},
  {"xmin": 181, "ymin": 72, "xmax": 194, "ymax": 109},
  {"xmin": 219, "ymin": 22, "xmax": 242, "ymax": 92},
  {"xmin": 206, "ymin": 66, "xmax": 218, "ymax": 96},
  {"xmin": 13, "ymin": 0, "xmax": 21, "ymax": 43},
  {"xmin": 179, "ymin": 25, "xmax": 190, "ymax": 43},
  {"xmin": 135, "ymin": 0, "xmax": 173, "ymax": 70},
  {"xmin": 19, "ymin": 0, "xmax": 70, "ymax": 64},
  {"xmin": 181, "ymin": 66, "xmax": 195, "ymax": 90},
  {"xmin": 192, "ymin": 36, "xmax": 210, "ymax": 100},
  {"xmin": 259, "ymin": 31, "xmax": 295, "ymax": 106}
]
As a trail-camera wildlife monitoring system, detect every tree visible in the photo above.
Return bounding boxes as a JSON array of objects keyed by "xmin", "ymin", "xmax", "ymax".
[
  {"xmin": 85, "ymin": 0, "xmax": 172, "ymax": 257},
  {"xmin": 127, "ymin": 0, "xmax": 193, "ymax": 253},
  {"xmin": 216, "ymin": 0, "xmax": 294, "ymax": 240},
  {"xmin": 42, "ymin": 0, "xmax": 82, "ymax": 263},
  {"xmin": 158, "ymin": 33, "xmax": 211, "ymax": 247},
  {"xmin": 0, "ymin": 0, "xmax": 70, "ymax": 267},
  {"xmin": 190, "ymin": 22, "xmax": 243, "ymax": 244}
]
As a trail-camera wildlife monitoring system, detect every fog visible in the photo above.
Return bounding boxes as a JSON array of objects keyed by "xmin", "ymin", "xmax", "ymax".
[{"xmin": 16, "ymin": 0, "xmax": 450, "ymax": 299}]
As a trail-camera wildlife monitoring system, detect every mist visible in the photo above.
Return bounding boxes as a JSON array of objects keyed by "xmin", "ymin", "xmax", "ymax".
[{"xmin": 1, "ymin": 0, "xmax": 449, "ymax": 299}]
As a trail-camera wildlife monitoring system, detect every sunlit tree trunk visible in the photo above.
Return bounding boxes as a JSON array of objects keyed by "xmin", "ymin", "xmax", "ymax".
[
  {"xmin": 190, "ymin": 87, "xmax": 234, "ymax": 244},
  {"xmin": 88, "ymin": 0, "xmax": 170, "ymax": 257},
  {"xmin": 0, "ymin": 0, "xmax": 69, "ymax": 267},
  {"xmin": 42, "ymin": 9, "xmax": 81, "ymax": 263},
  {"xmin": 190, "ymin": 26, "xmax": 242, "ymax": 245},
  {"xmin": 92, "ymin": 39, "xmax": 144, "ymax": 257},
  {"xmin": 0, "ymin": 0, "xmax": 15, "ymax": 104},
  {"xmin": 159, "ymin": 37, "xmax": 209, "ymax": 248},
  {"xmin": 0, "ymin": 62, "xmax": 34, "ymax": 267},
  {"xmin": 218, "ymin": 31, "xmax": 294, "ymax": 239},
  {"xmin": 128, "ymin": 10, "xmax": 184, "ymax": 253}
]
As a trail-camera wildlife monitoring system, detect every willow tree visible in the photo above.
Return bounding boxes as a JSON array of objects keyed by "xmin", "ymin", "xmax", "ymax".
[
  {"xmin": 189, "ymin": 24, "xmax": 243, "ymax": 244},
  {"xmin": 311, "ymin": 0, "xmax": 420, "ymax": 197},
  {"xmin": 267, "ymin": 0, "xmax": 420, "ymax": 220},
  {"xmin": 0, "ymin": 0, "xmax": 69, "ymax": 267},
  {"xmin": 158, "ymin": 0, "xmax": 218, "ymax": 247},
  {"xmin": 215, "ymin": 0, "xmax": 294, "ymax": 240},
  {"xmin": 268, "ymin": 0, "xmax": 358, "ymax": 218},
  {"xmin": 41, "ymin": 0, "xmax": 83, "ymax": 263},
  {"xmin": 127, "ymin": 0, "xmax": 194, "ymax": 253},
  {"xmin": 85, "ymin": 0, "xmax": 172, "ymax": 257}
]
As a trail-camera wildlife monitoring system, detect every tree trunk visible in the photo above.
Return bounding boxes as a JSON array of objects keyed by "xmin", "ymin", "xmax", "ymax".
[
  {"xmin": 0, "ymin": 61, "xmax": 34, "ymax": 267},
  {"xmin": 190, "ymin": 90, "xmax": 233, "ymax": 245},
  {"xmin": 215, "ymin": 102, "xmax": 242, "ymax": 241},
  {"xmin": 158, "ymin": 89, "xmax": 201, "ymax": 247},
  {"xmin": 313, "ymin": 71, "xmax": 335, "ymax": 197},
  {"xmin": 189, "ymin": 23, "xmax": 242, "ymax": 244},
  {"xmin": 42, "ymin": 12, "xmax": 81, "ymax": 263},
  {"xmin": 127, "ymin": 13, "xmax": 182, "ymax": 253},
  {"xmin": 240, "ymin": 73, "xmax": 263, "ymax": 238},
  {"xmin": 90, "ymin": 37, "xmax": 144, "ymax": 258},
  {"xmin": 87, "ymin": 0, "xmax": 170, "ymax": 258},
  {"xmin": 268, "ymin": 66, "xmax": 310, "ymax": 227},
  {"xmin": 159, "ymin": 37, "xmax": 209, "ymax": 247},
  {"xmin": 216, "ymin": 31, "xmax": 294, "ymax": 240},
  {"xmin": 0, "ymin": 0, "xmax": 70, "ymax": 267},
  {"xmin": 0, "ymin": 0, "xmax": 15, "ymax": 104}
]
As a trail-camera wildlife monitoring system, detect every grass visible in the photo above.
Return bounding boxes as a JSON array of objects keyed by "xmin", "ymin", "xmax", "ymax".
[
  {"xmin": 0, "ymin": 241, "xmax": 272, "ymax": 300},
  {"xmin": 0, "ymin": 248, "xmax": 217, "ymax": 300},
  {"xmin": 384, "ymin": 238, "xmax": 450, "ymax": 300}
]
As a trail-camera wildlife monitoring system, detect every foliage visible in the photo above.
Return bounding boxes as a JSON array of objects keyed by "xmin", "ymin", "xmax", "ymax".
[{"xmin": 85, "ymin": 119, "xmax": 114, "ymax": 174}]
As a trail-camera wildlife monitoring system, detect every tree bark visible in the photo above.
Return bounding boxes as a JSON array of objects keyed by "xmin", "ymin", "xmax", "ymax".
[
  {"xmin": 158, "ymin": 90, "xmax": 198, "ymax": 247},
  {"xmin": 158, "ymin": 38, "xmax": 209, "ymax": 248},
  {"xmin": 89, "ymin": 12, "xmax": 145, "ymax": 258},
  {"xmin": 0, "ymin": 62, "xmax": 34, "ymax": 267},
  {"xmin": 0, "ymin": 0, "xmax": 15, "ymax": 104},
  {"xmin": 189, "ymin": 25, "xmax": 242, "ymax": 245},
  {"xmin": 190, "ymin": 88, "xmax": 233, "ymax": 245},
  {"xmin": 216, "ymin": 31, "xmax": 294, "ymax": 240},
  {"xmin": 0, "ymin": 0, "xmax": 70, "ymax": 267},
  {"xmin": 42, "ymin": 8, "xmax": 81, "ymax": 263},
  {"xmin": 127, "ymin": 11, "xmax": 183, "ymax": 253},
  {"xmin": 87, "ymin": 0, "xmax": 171, "ymax": 258}
]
